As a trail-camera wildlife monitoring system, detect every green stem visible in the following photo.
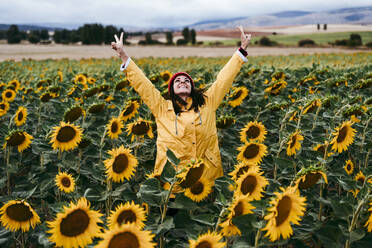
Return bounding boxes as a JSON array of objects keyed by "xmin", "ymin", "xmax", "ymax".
[
  {"xmin": 365, "ymin": 149, "xmax": 371, "ymax": 169},
  {"xmin": 254, "ymin": 230, "xmax": 261, "ymax": 248},
  {"xmin": 311, "ymin": 104, "xmax": 322, "ymax": 131},
  {"xmin": 161, "ymin": 180, "xmax": 176, "ymax": 223},
  {"xmin": 106, "ymin": 180, "xmax": 113, "ymax": 216},
  {"xmin": 6, "ymin": 147, "xmax": 11, "ymax": 194},
  {"xmin": 214, "ymin": 207, "xmax": 226, "ymax": 232}
]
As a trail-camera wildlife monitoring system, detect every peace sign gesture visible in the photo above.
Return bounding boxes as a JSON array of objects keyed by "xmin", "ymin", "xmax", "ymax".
[
  {"xmin": 238, "ymin": 26, "xmax": 251, "ymax": 50},
  {"xmin": 111, "ymin": 32, "xmax": 129, "ymax": 63}
]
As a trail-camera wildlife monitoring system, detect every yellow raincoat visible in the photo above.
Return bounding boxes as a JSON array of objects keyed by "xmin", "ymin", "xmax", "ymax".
[{"xmin": 122, "ymin": 52, "xmax": 246, "ymax": 181}]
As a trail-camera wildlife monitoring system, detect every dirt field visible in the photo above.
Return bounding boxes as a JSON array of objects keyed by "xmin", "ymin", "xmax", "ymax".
[{"xmin": 0, "ymin": 44, "xmax": 370, "ymax": 61}]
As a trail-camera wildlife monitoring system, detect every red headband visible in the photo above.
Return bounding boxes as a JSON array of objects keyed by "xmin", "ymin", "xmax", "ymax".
[{"xmin": 168, "ymin": 72, "xmax": 194, "ymax": 93}]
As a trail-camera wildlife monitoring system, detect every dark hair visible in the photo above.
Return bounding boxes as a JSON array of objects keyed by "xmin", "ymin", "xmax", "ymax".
[{"xmin": 169, "ymin": 84, "xmax": 206, "ymax": 115}]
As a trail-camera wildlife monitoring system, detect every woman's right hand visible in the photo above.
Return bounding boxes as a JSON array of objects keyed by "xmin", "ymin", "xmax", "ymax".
[{"xmin": 111, "ymin": 32, "xmax": 129, "ymax": 63}]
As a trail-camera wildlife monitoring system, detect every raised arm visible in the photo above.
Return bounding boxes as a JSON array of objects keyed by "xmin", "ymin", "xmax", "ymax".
[
  {"xmin": 111, "ymin": 32, "xmax": 165, "ymax": 116},
  {"xmin": 205, "ymin": 26, "xmax": 251, "ymax": 110}
]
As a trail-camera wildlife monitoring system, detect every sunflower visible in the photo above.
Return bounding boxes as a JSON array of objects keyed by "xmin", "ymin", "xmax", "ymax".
[
  {"xmin": 88, "ymin": 102, "xmax": 106, "ymax": 114},
  {"xmin": 189, "ymin": 230, "xmax": 225, "ymax": 248},
  {"xmin": 74, "ymin": 74, "xmax": 87, "ymax": 85},
  {"xmin": 0, "ymin": 200, "xmax": 40, "ymax": 232},
  {"xmin": 120, "ymin": 100, "xmax": 140, "ymax": 122},
  {"xmin": 177, "ymin": 159, "xmax": 207, "ymax": 188},
  {"xmin": 262, "ymin": 186, "xmax": 306, "ymax": 242},
  {"xmin": 2, "ymin": 89, "xmax": 16, "ymax": 102},
  {"xmin": 350, "ymin": 115, "xmax": 361, "ymax": 123},
  {"xmin": 14, "ymin": 106, "xmax": 27, "ymax": 126},
  {"xmin": 286, "ymin": 130, "xmax": 304, "ymax": 156},
  {"xmin": 354, "ymin": 171, "xmax": 365, "ymax": 184},
  {"xmin": 47, "ymin": 197, "xmax": 102, "ymax": 248},
  {"xmin": 295, "ymin": 167, "xmax": 328, "ymax": 190},
  {"xmin": 312, "ymin": 141, "xmax": 334, "ymax": 157},
  {"xmin": 364, "ymin": 201, "xmax": 372, "ymax": 232},
  {"xmin": 57, "ymin": 71, "xmax": 63, "ymax": 82},
  {"xmin": 237, "ymin": 142, "xmax": 268, "ymax": 165},
  {"xmin": 126, "ymin": 118, "xmax": 154, "ymax": 142},
  {"xmin": 216, "ymin": 115, "xmax": 236, "ymax": 129},
  {"xmin": 104, "ymin": 145, "xmax": 138, "ymax": 183},
  {"xmin": 7, "ymin": 80, "xmax": 21, "ymax": 92},
  {"xmin": 0, "ymin": 101, "xmax": 10, "ymax": 117},
  {"xmin": 160, "ymin": 70, "xmax": 172, "ymax": 85},
  {"xmin": 228, "ymin": 162, "xmax": 255, "ymax": 181},
  {"xmin": 64, "ymin": 106, "xmax": 85, "ymax": 122},
  {"xmin": 55, "ymin": 172, "xmax": 75, "ymax": 193},
  {"xmin": 289, "ymin": 111, "xmax": 298, "ymax": 122},
  {"xmin": 228, "ymin": 86, "xmax": 249, "ymax": 107},
  {"xmin": 107, "ymin": 202, "xmax": 147, "ymax": 230},
  {"xmin": 240, "ymin": 121, "xmax": 267, "ymax": 143},
  {"xmin": 96, "ymin": 223, "xmax": 156, "ymax": 248},
  {"xmin": 40, "ymin": 92, "xmax": 57, "ymax": 102},
  {"xmin": 302, "ymin": 99, "xmax": 321, "ymax": 114},
  {"xmin": 235, "ymin": 166, "xmax": 268, "ymax": 201},
  {"xmin": 330, "ymin": 120, "xmax": 356, "ymax": 153},
  {"xmin": 349, "ymin": 189, "xmax": 360, "ymax": 198},
  {"xmin": 264, "ymin": 80, "xmax": 287, "ymax": 96},
  {"xmin": 107, "ymin": 117, "xmax": 123, "ymax": 139},
  {"xmin": 87, "ymin": 77, "xmax": 96, "ymax": 85},
  {"xmin": 344, "ymin": 160, "xmax": 354, "ymax": 175},
  {"xmin": 3, "ymin": 130, "xmax": 33, "ymax": 152},
  {"xmin": 50, "ymin": 122, "xmax": 82, "ymax": 151},
  {"xmin": 184, "ymin": 178, "xmax": 213, "ymax": 202},
  {"xmin": 219, "ymin": 195, "xmax": 255, "ymax": 237}
]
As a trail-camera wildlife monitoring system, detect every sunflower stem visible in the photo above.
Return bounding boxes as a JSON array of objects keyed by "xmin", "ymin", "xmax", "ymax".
[
  {"xmin": 35, "ymin": 102, "xmax": 42, "ymax": 135},
  {"xmin": 311, "ymin": 104, "xmax": 322, "ymax": 131},
  {"xmin": 160, "ymin": 180, "xmax": 176, "ymax": 224},
  {"xmin": 318, "ymin": 183, "xmax": 324, "ymax": 221},
  {"xmin": 106, "ymin": 180, "xmax": 113, "ymax": 216},
  {"xmin": 6, "ymin": 147, "xmax": 11, "ymax": 194},
  {"xmin": 214, "ymin": 207, "xmax": 226, "ymax": 232},
  {"xmin": 254, "ymin": 229, "xmax": 261, "ymax": 248},
  {"xmin": 365, "ymin": 149, "xmax": 371, "ymax": 169}
]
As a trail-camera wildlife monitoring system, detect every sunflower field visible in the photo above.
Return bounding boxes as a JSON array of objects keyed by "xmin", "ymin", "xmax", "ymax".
[{"xmin": 0, "ymin": 52, "xmax": 372, "ymax": 248}]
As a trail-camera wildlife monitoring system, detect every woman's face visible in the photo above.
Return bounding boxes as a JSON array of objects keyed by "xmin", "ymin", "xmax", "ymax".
[{"xmin": 173, "ymin": 75, "xmax": 192, "ymax": 96}]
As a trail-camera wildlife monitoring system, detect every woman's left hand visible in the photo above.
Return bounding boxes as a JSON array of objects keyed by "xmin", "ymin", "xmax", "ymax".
[{"xmin": 238, "ymin": 26, "xmax": 251, "ymax": 50}]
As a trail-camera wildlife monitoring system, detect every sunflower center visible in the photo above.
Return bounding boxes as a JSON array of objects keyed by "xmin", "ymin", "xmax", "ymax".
[
  {"xmin": 231, "ymin": 90, "xmax": 243, "ymax": 101},
  {"xmin": 0, "ymin": 103, "xmax": 6, "ymax": 110},
  {"xmin": 65, "ymin": 107, "xmax": 83, "ymax": 122},
  {"xmin": 346, "ymin": 163, "xmax": 352, "ymax": 171},
  {"xmin": 60, "ymin": 209, "xmax": 90, "ymax": 237},
  {"xmin": 61, "ymin": 177, "xmax": 71, "ymax": 188},
  {"xmin": 316, "ymin": 145, "xmax": 326, "ymax": 153},
  {"xmin": 336, "ymin": 126, "xmax": 347, "ymax": 143},
  {"xmin": 5, "ymin": 91, "xmax": 12, "ymax": 98},
  {"xmin": 180, "ymin": 163, "xmax": 205, "ymax": 188},
  {"xmin": 131, "ymin": 122, "xmax": 149, "ymax": 135},
  {"xmin": 246, "ymin": 126, "xmax": 260, "ymax": 139},
  {"xmin": 275, "ymin": 196, "xmax": 292, "ymax": 226},
  {"xmin": 241, "ymin": 175, "xmax": 257, "ymax": 195},
  {"xmin": 108, "ymin": 232, "xmax": 139, "ymax": 248},
  {"xmin": 233, "ymin": 201, "xmax": 243, "ymax": 217},
  {"xmin": 123, "ymin": 104, "xmax": 135, "ymax": 117},
  {"xmin": 110, "ymin": 121, "xmax": 119, "ymax": 133},
  {"xmin": 56, "ymin": 126, "xmax": 76, "ymax": 143},
  {"xmin": 113, "ymin": 154, "xmax": 128, "ymax": 174},
  {"xmin": 299, "ymin": 173, "xmax": 321, "ymax": 189},
  {"xmin": 195, "ymin": 241, "xmax": 212, "ymax": 248},
  {"xmin": 236, "ymin": 166, "xmax": 250, "ymax": 179},
  {"xmin": 190, "ymin": 181, "xmax": 204, "ymax": 195},
  {"xmin": 289, "ymin": 135, "xmax": 297, "ymax": 148},
  {"xmin": 7, "ymin": 132, "xmax": 26, "ymax": 146},
  {"xmin": 117, "ymin": 210, "xmax": 137, "ymax": 225},
  {"xmin": 6, "ymin": 203, "xmax": 33, "ymax": 222},
  {"xmin": 243, "ymin": 144, "xmax": 259, "ymax": 160},
  {"xmin": 17, "ymin": 111, "xmax": 24, "ymax": 121}
]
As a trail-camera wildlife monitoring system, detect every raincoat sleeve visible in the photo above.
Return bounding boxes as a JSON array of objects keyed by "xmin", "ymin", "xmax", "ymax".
[
  {"xmin": 121, "ymin": 58, "xmax": 165, "ymax": 117},
  {"xmin": 205, "ymin": 51, "xmax": 246, "ymax": 110}
]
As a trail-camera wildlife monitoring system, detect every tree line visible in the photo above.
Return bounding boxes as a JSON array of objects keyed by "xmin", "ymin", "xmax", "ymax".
[{"xmin": 2, "ymin": 24, "xmax": 198, "ymax": 45}]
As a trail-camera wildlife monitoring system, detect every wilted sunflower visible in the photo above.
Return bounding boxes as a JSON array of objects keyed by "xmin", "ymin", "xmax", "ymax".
[
  {"xmin": 216, "ymin": 115, "xmax": 236, "ymax": 129},
  {"xmin": 88, "ymin": 102, "xmax": 106, "ymax": 114},
  {"xmin": 240, "ymin": 121, "xmax": 267, "ymax": 143},
  {"xmin": 286, "ymin": 130, "xmax": 304, "ymax": 156},
  {"xmin": 219, "ymin": 195, "xmax": 255, "ymax": 237},
  {"xmin": 64, "ymin": 106, "xmax": 85, "ymax": 122},
  {"xmin": 228, "ymin": 86, "xmax": 249, "ymax": 107},
  {"xmin": 344, "ymin": 160, "xmax": 354, "ymax": 175},
  {"xmin": 237, "ymin": 142, "xmax": 268, "ymax": 165},
  {"xmin": 14, "ymin": 106, "xmax": 27, "ymax": 126},
  {"xmin": 262, "ymin": 186, "xmax": 306, "ymax": 242},
  {"xmin": 228, "ymin": 162, "xmax": 255, "ymax": 181},
  {"xmin": 2, "ymin": 89, "xmax": 16, "ymax": 102},
  {"xmin": 107, "ymin": 202, "xmax": 147, "ymax": 230},
  {"xmin": 3, "ymin": 130, "xmax": 33, "ymax": 152},
  {"xmin": 235, "ymin": 166, "xmax": 268, "ymax": 201},
  {"xmin": 177, "ymin": 159, "xmax": 207, "ymax": 188},
  {"xmin": 104, "ymin": 145, "xmax": 138, "ymax": 183},
  {"xmin": 354, "ymin": 171, "xmax": 365, "ymax": 184},
  {"xmin": 184, "ymin": 178, "xmax": 213, "ymax": 202},
  {"xmin": 96, "ymin": 223, "xmax": 156, "ymax": 248},
  {"xmin": 120, "ymin": 100, "xmax": 140, "ymax": 122},
  {"xmin": 55, "ymin": 172, "xmax": 75, "ymax": 193},
  {"xmin": 0, "ymin": 101, "xmax": 9, "ymax": 117},
  {"xmin": 47, "ymin": 197, "xmax": 102, "ymax": 248},
  {"xmin": 50, "ymin": 122, "xmax": 82, "ymax": 151},
  {"xmin": 106, "ymin": 117, "xmax": 123, "ymax": 139},
  {"xmin": 126, "ymin": 118, "xmax": 154, "ymax": 142},
  {"xmin": 189, "ymin": 230, "xmax": 225, "ymax": 248},
  {"xmin": 302, "ymin": 99, "xmax": 321, "ymax": 114},
  {"xmin": 0, "ymin": 200, "xmax": 40, "ymax": 232},
  {"xmin": 7, "ymin": 80, "xmax": 21, "ymax": 92},
  {"xmin": 330, "ymin": 120, "xmax": 356, "ymax": 153},
  {"xmin": 295, "ymin": 167, "xmax": 328, "ymax": 190},
  {"xmin": 364, "ymin": 201, "xmax": 372, "ymax": 232}
]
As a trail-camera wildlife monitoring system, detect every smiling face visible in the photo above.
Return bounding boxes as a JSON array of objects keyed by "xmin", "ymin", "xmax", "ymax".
[{"xmin": 173, "ymin": 75, "xmax": 192, "ymax": 97}]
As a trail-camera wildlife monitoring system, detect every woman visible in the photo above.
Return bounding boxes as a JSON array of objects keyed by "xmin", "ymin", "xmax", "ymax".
[{"xmin": 111, "ymin": 27, "xmax": 251, "ymax": 183}]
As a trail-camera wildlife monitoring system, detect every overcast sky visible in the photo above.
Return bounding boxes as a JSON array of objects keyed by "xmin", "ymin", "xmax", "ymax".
[{"xmin": 1, "ymin": 0, "xmax": 371, "ymax": 28}]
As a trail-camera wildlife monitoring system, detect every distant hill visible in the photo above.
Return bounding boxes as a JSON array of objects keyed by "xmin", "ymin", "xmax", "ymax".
[
  {"xmin": 0, "ymin": 24, "xmax": 60, "ymax": 31},
  {"xmin": 189, "ymin": 6, "xmax": 372, "ymax": 30}
]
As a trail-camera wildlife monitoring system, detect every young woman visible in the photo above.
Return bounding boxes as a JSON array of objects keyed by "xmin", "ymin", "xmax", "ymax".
[{"xmin": 111, "ymin": 27, "xmax": 251, "ymax": 183}]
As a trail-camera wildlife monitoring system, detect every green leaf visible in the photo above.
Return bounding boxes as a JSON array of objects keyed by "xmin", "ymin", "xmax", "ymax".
[
  {"xmin": 232, "ymin": 214, "xmax": 256, "ymax": 235},
  {"xmin": 166, "ymin": 149, "xmax": 180, "ymax": 166},
  {"xmin": 191, "ymin": 214, "xmax": 216, "ymax": 226},
  {"xmin": 160, "ymin": 161, "xmax": 176, "ymax": 183},
  {"xmin": 349, "ymin": 228, "xmax": 365, "ymax": 243},
  {"xmin": 273, "ymin": 157, "xmax": 293, "ymax": 168},
  {"xmin": 137, "ymin": 178, "xmax": 165, "ymax": 206},
  {"xmin": 156, "ymin": 216, "xmax": 174, "ymax": 235},
  {"xmin": 169, "ymin": 194, "xmax": 198, "ymax": 210}
]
